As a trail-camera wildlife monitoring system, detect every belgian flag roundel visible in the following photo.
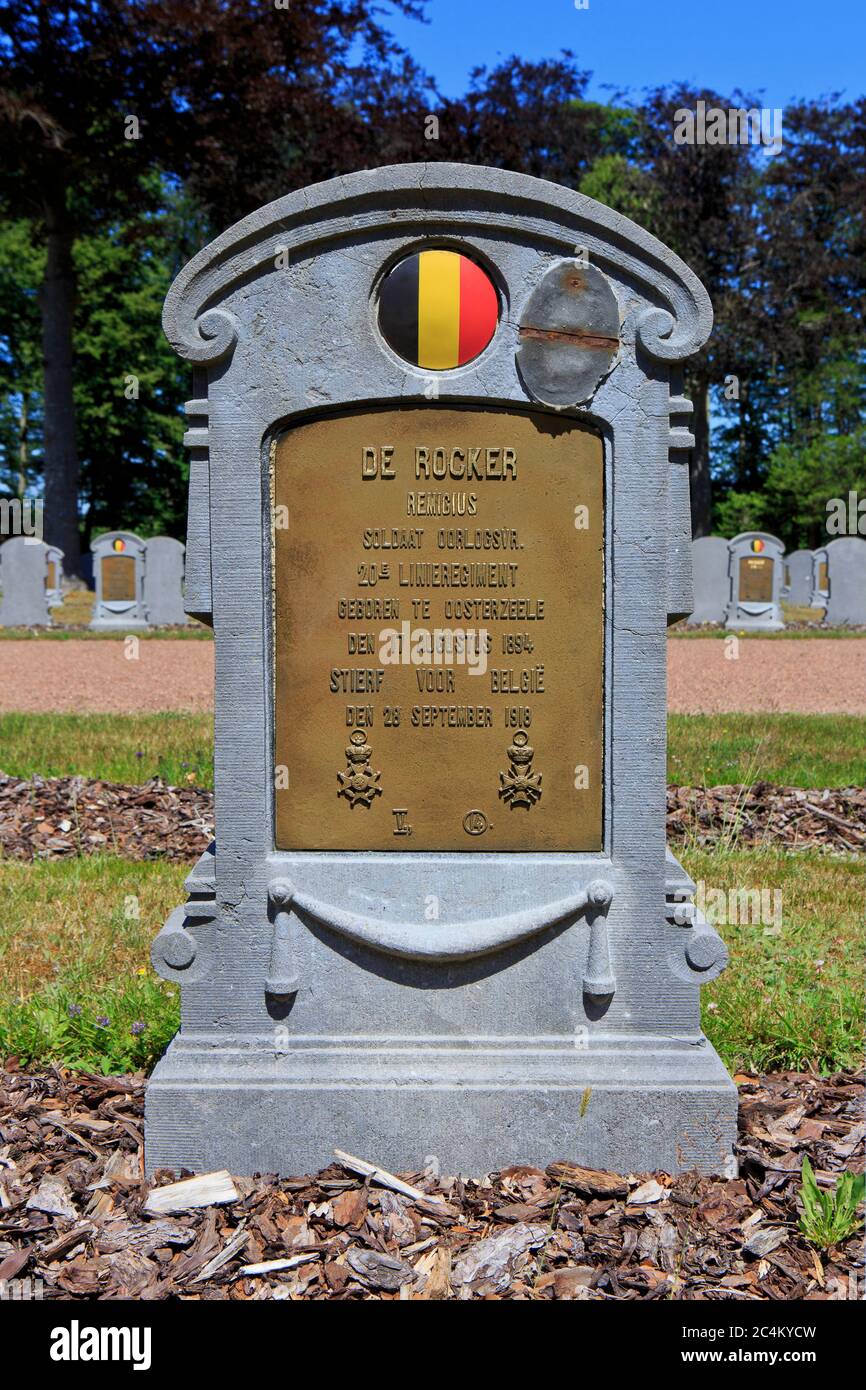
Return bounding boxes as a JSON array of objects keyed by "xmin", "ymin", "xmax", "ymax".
[{"xmin": 379, "ymin": 249, "xmax": 499, "ymax": 369}]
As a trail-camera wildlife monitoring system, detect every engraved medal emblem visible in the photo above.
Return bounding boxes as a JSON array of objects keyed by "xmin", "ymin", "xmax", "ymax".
[
  {"xmin": 498, "ymin": 730, "xmax": 543, "ymax": 810},
  {"xmin": 337, "ymin": 730, "xmax": 383, "ymax": 808}
]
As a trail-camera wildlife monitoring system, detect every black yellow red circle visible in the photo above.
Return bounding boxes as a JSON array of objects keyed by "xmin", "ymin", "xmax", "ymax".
[{"xmin": 379, "ymin": 249, "xmax": 498, "ymax": 369}]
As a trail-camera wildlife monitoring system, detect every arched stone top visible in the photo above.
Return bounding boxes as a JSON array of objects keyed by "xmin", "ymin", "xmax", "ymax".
[
  {"xmin": 163, "ymin": 163, "xmax": 713, "ymax": 369},
  {"xmin": 728, "ymin": 531, "xmax": 784, "ymax": 552},
  {"xmin": 90, "ymin": 530, "xmax": 147, "ymax": 555}
]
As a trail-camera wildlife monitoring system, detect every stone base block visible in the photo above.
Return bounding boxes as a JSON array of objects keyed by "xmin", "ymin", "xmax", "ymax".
[
  {"xmin": 89, "ymin": 616, "xmax": 149, "ymax": 630},
  {"xmin": 725, "ymin": 610, "xmax": 784, "ymax": 632},
  {"xmin": 145, "ymin": 1034, "xmax": 737, "ymax": 1178}
]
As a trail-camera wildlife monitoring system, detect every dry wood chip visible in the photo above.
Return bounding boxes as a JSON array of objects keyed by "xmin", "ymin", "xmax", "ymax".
[
  {"xmin": 143, "ymin": 1170, "xmax": 239, "ymax": 1215},
  {"xmin": 237, "ymin": 1254, "xmax": 317, "ymax": 1278},
  {"xmin": 452, "ymin": 1222, "xmax": 550, "ymax": 1295},
  {"xmin": 553, "ymin": 1266, "xmax": 596, "ymax": 1297},
  {"xmin": 330, "ymin": 1186, "xmax": 368, "ymax": 1228},
  {"xmin": 345, "ymin": 1247, "xmax": 417, "ymax": 1291},
  {"xmin": 333, "ymin": 1148, "xmax": 454, "ymax": 1214},
  {"xmin": 26, "ymin": 1177, "xmax": 77, "ymax": 1220},
  {"xmin": 743, "ymin": 1226, "xmax": 790, "ymax": 1259},
  {"xmin": 628, "ymin": 1179, "xmax": 670, "ymax": 1205},
  {"xmin": 546, "ymin": 1162, "xmax": 628, "ymax": 1197},
  {"xmin": 192, "ymin": 1225, "xmax": 249, "ymax": 1283},
  {"xmin": 411, "ymin": 1245, "xmax": 453, "ymax": 1300},
  {"xmin": 0, "ymin": 1247, "xmax": 30, "ymax": 1280}
]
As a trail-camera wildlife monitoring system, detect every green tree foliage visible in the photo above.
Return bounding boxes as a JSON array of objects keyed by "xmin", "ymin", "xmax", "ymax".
[
  {"xmin": 0, "ymin": 218, "xmax": 43, "ymax": 498},
  {"xmin": 0, "ymin": 0, "xmax": 428, "ymax": 569},
  {"xmin": 73, "ymin": 184, "xmax": 191, "ymax": 540},
  {"xmin": 1, "ymin": 181, "xmax": 193, "ymax": 539},
  {"xmin": 710, "ymin": 99, "xmax": 866, "ymax": 541},
  {"xmin": 716, "ymin": 429, "xmax": 866, "ymax": 546},
  {"xmin": 0, "ymin": 18, "xmax": 863, "ymax": 551}
]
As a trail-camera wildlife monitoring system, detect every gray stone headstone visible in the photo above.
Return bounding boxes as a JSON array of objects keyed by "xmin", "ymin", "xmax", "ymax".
[
  {"xmin": 725, "ymin": 532, "xmax": 785, "ymax": 631},
  {"xmin": 89, "ymin": 531, "xmax": 148, "ymax": 629},
  {"xmin": 782, "ymin": 549, "xmax": 813, "ymax": 607},
  {"xmin": 147, "ymin": 163, "xmax": 736, "ymax": 1180},
  {"xmin": 687, "ymin": 537, "xmax": 728, "ymax": 625},
  {"xmin": 822, "ymin": 537, "xmax": 866, "ymax": 626},
  {"xmin": 810, "ymin": 546, "xmax": 830, "ymax": 608},
  {"xmin": 0, "ymin": 537, "xmax": 52, "ymax": 626},
  {"xmin": 143, "ymin": 536, "xmax": 188, "ymax": 626},
  {"xmin": 44, "ymin": 544, "xmax": 64, "ymax": 607}
]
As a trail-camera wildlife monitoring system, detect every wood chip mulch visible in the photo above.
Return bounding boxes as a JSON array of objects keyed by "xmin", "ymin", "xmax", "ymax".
[
  {"xmin": 0, "ymin": 774, "xmax": 213, "ymax": 862},
  {"xmin": 0, "ymin": 774, "xmax": 864, "ymax": 861},
  {"xmin": 0, "ymin": 1067, "xmax": 861, "ymax": 1301},
  {"xmin": 667, "ymin": 782, "xmax": 866, "ymax": 854}
]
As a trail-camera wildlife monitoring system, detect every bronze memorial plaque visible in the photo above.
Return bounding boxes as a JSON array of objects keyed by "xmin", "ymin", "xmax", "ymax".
[
  {"xmin": 45, "ymin": 561, "xmax": 56, "ymax": 591},
  {"xmin": 273, "ymin": 405, "xmax": 604, "ymax": 852},
  {"xmin": 818, "ymin": 561, "xmax": 828, "ymax": 590},
  {"xmin": 739, "ymin": 555, "xmax": 774, "ymax": 603},
  {"xmin": 101, "ymin": 555, "xmax": 136, "ymax": 602}
]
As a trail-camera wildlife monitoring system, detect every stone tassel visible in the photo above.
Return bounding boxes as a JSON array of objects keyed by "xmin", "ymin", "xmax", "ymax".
[
  {"xmin": 582, "ymin": 879, "xmax": 616, "ymax": 999},
  {"xmin": 266, "ymin": 879, "xmax": 299, "ymax": 997}
]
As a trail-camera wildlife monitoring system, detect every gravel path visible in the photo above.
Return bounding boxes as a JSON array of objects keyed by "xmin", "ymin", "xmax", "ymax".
[
  {"xmin": 0, "ymin": 639, "xmax": 863, "ymax": 714},
  {"xmin": 668, "ymin": 638, "xmax": 865, "ymax": 714},
  {"xmin": 0, "ymin": 640, "xmax": 214, "ymax": 713}
]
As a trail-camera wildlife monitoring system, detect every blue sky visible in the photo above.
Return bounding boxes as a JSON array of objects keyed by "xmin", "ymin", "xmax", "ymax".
[{"xmin": 384, "ymin": 0, "xmax": 863, "ymax": 108}]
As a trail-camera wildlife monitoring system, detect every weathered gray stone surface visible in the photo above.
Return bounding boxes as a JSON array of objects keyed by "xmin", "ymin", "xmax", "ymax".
[
  {"xmin": 143, "ymin": 536, "xmax": 188, "ymax": 625},
  {"xmin": 0, "ymin": 536, "xmax": 51, "ymax": 626},
  {"xmin": 725, "ymin": 532, "xmax": 786, "ymax": 631},
  {"xmin": 822, "ymin": 537, "xmax": 866, "ymax": 626},
  {"xmin": 687, "ymin": 536, "xmax": 728, "ymax": 625},
  {"xmin": 89, "ymin": 531, "xmax": 149, "ymax": 629},
  {"xmin": 783, "ymin": 549, "xmax": 813, "ymax": 607},
  {"xmin": 147, "ymin": 163, "xmax": 736, "ymax": 1178},
  {"xmin": 810, "ymin": 546, "xmax": 830, "ymax": 608}
]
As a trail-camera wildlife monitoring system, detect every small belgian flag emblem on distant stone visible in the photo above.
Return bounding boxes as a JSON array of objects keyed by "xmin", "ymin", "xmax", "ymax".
[{"xmin": 379, "ymin": 249, "xmax": 498, "ymax": 369}]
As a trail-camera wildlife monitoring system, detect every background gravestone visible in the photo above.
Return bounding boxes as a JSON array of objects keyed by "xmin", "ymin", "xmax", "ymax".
[
  {"xmin": 143, "ymin": 536, "xmax": 188, "ymax": 626},
  {"xmin": 822, "ymin": 537, "xmax": 866, "ymax": 627},
  {"xmin": 810, "ymin": 546, "xmax": 830, "ymax": 608},
  {"xmin": 147, "ymin": 162, "xmax": 735, "ymax": 1179},
  {"xmin": 89, "ymin": 531, "xmax": 149, "ymax": 629},
  {"xmin": 687, "ymin": 536, "xmax": 728, "ymax": 625},
  {"xmin": 0, "ymin": 537, "xmax": 51, "ymax": 626},
  {"xmin": 725, "ymin": 532, "xmax": 786, "ymax": 631},
  {"xmin": 783, "ymin": 549, "xmax": 813, "ymax": 607},
  {"xmin": 45, "ymin": 543, "xmax": 64, "ymax": 607}
]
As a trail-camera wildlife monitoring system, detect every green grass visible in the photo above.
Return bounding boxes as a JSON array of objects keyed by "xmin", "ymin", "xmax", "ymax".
[
  {"xmin": 0, "ymin": 850, "xmax": 861, "ymax": 1076},
  {"xmin": 681, "ymin": 847, "xmax": 864, "ymax": 1074},
  {"xmin": 798, "ymin": 1156, "xmax": 865, "ymax": 1250},
  {"xmin": 3, "ymin": 711, "xmax": 863, "ymax": 792},
  {"xmin": 668, "ymin": 713, "xmax": 866, "ymax": 787},
  {"xmin": 0, "ymin": 712, "xmax": 214, "ymax": 787},
  {"xmin": 0, "ymin": 856, "xmax": 183, "ymax": 1072}
]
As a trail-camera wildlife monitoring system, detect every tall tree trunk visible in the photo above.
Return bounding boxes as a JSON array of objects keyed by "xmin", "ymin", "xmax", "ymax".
[
  {"xmin": 40, "ymin": 189, "xmax": 80, "ymax": 574},
  {"xmin": 17, "ymin": 395, "xmax": 28, "ymax": 500},
  {"xmin": 689, "ymin": 372, "xmax": 712, "ymax": 537}
]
